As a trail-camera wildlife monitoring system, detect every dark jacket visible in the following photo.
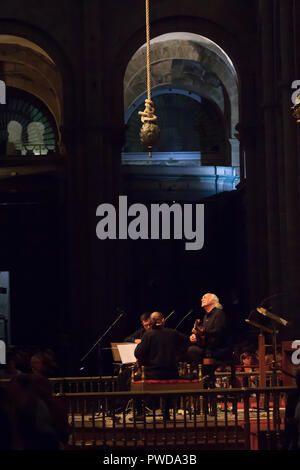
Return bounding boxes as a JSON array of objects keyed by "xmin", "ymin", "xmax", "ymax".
[
  {"xmin": 124, "ymin": 327, "xmax": 146, "ymax": 343},
  {"xmin": 202, "ymin": 307, "xmax": 229, "ymax": 358},
  {"xmin": 134, "ymin": 326, "xmax": 189, "ymax": 379}
]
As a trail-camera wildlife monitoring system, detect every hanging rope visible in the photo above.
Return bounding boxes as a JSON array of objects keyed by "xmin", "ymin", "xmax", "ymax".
[
  {"xmin": 138, "ymin": 0, "xmax": 160, "ymax": 157},
  {"xmin": 146, "ymin": 0, "xmax": 151, "ymax": 100}
]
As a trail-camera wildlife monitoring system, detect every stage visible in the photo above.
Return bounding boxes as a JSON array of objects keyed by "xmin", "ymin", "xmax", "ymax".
[{"xmin": 65, "ymin": 393, "xmax": 287, "ymax": 450}]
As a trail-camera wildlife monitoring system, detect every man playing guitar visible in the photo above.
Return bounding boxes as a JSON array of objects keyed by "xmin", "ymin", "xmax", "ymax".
[{"xmin": 187, "ymin": 293, "xmax": 230, "ymax": 369}]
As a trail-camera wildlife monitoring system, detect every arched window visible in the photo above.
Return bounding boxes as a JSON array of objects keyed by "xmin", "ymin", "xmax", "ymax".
[
  {"xmin": 124, "ymin": 32, "xmax": 239, "ymax": 168},
  {"xmin": 0, "ymin": 87, "xmax": 57, "ymax": 156},
  {"xmin": 123, "ymin": 33, "xmax": 240, "ymax": 198},
  {"xmin": 0, "ymin": 80, "xmax": 6, "ymax": 104},
  {"xmin": 125, "ymin": 90, "xmax": 225, "ymax": 161},
  {"xmin": 27, "ymin": 122, "xmax": 46, "ymax": 155},
  {"xmin": 7, "ymin": 121, "xmax": 23, "ymax": 155}
]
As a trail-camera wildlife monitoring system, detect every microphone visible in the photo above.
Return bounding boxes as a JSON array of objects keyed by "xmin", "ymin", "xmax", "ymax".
[
  {"xmin": 80, "ymin": 309, "xmax": 127, "ymax": 364},
  {"xmin": 165, "ymin": 310, "xmax": 175, "ymax": 322},
  {"xmin": 116, "ymin": 308, "xmax": 127, "ymax": 317},
  {"xmin": 175, "ymin": 309, "xmax": 193, "ymax": 330}
]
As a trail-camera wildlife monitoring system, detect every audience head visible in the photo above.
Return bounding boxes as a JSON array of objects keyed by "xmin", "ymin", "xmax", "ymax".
[
  {"xmin": 240, "ymin": 352, "xmax": 257, "ymax": 366},
  {"xmin": 29, "ymin": 351, "xmax": 57, "ymax": 377},
  {"xmin": 30, "ymin": 353, "xmax": 47, "ymax": 376}
]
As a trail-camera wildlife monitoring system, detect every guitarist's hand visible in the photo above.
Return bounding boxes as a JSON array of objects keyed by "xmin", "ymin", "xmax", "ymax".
[{"xmin": 190, "ymin": 334, "xmax": 198, "ymax": 343}]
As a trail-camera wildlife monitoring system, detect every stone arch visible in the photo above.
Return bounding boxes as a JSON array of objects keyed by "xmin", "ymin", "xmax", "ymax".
[
  {"xmin": 115, "ymin": 15, "xmax": 242, "ymax": 84},
  {"xmin": 0, "ymin": 40, "xmax": 62, "ymax": 131},
  {"xmin": 123, "ymin": 31, "xmax": 239, "ymax": 167},
  {"xmin": 112, "ymin": 16, "xmax": 245, "ymax": 144},
  {"xmin": 0, "ymin": 20, "xmax": 76, "ymax": 152},
  {"xmin": 124, "ymin": 33, "xmax": 238, "ymax": 137}
]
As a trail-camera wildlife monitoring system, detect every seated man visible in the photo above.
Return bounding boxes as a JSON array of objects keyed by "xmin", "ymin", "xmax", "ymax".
[
  {"xmin": 134, "ymin": 311, "xmax": 189, "ymax": 380},
  {"xmin": 124, "ymin": 312, "xmax": 151, "ymax": 343},
  {"xmin": 187, "ymin": 293, "xmax": 231, "ymax": 369}
]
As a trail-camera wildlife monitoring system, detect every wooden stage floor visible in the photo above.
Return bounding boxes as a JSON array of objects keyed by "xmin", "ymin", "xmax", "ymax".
[{"xmin": 68, "ymin": 404, "xmax": 286, "ymax": 450}]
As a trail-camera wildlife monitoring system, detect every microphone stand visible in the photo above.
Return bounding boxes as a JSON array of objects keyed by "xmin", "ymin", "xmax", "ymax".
[
  {"xmin": 80, "ymin": 311, "xmax": 126, "ymax": 373},
  {"xmin": 165, "ymin": 309, "xmax": 175, "ymax": 322},
  {"xmin": 175, "ymin": 309, "xmax": 193, "ymax": 330}
]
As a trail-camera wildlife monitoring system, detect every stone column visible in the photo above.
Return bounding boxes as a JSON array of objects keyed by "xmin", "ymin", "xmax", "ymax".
[
  {"xmin": 228, "ymin": 137, "xmax": 240, "ymax": 173},
  {"xmin": 236, "ymin": 118, "xmax": 267, "ymax": 307},
  {"xmin": 67, "ymin": 0, "xmax": 123, "ymax": 371},
  {"xmin": 279, "ymin": 0, "xmax": 300, "ymax": 325},
  {"xmin": 259, "ymin": 0, "xmax": 282, "ymax": 298}
]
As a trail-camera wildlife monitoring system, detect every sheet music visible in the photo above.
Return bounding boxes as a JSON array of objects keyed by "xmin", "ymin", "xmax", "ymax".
[{"xmin": 117, "ymin": 343, "xmax": 137, "ymax": 364}]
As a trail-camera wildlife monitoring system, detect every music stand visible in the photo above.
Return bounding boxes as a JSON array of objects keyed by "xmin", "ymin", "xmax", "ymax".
[
  {"xmin": 110, "ymin": 342, "xmax": 132, "ymax": 362},
  {"xmin": 245, "ymin": 318, "xmax": 273, "ymax": 390},
  {"xmin": 110, "ymin": 342, "xmax": 132, "ymax": 375},
  {"xmin": 256, "ymin": 307, "xmax": 289, "ymax": 386}
]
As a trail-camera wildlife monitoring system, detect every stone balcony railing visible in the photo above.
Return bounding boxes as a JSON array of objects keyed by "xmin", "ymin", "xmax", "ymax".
[{"xmin": 122, "ymin": 152, "xmax": 240, "ymax": 200}]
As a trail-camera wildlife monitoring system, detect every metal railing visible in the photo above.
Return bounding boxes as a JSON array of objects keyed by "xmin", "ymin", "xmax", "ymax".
[
  {"xmin": 57, "ymin": 386, "xmax": 293, "ymax": 450},
  {"xmin": 0, "ymin": 369, "xmax": 283, "ymax": 392},
  {"xmin": 0, "ymin": 375, "xmax": 293, "ymax": 449},
  {"xmin": 47, "ymin": 369, "xmax": 283, "ymax": 392},
  {"xmin": 49, "ymin": 376, "xmax": 118, "ymax": 394},
  {"xmin": 214, "ymin": 369, "xmax": 284, "ymax": 388},
  {"xmin": 0, "ymin": 376, "xmax": 118, "ymax": 394}
]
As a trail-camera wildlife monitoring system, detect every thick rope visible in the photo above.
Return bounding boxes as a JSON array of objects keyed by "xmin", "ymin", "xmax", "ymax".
[
  {"xmin": 139, "ymin": 0, "xmax": 159, "ymax": 157},
  {"xmin": 146, "ymin": 0, "xmax": 151, "ymax": 100}
]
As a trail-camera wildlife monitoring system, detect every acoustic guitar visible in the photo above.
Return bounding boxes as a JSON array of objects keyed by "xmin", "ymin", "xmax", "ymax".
[{"xmin": 192, "ymin": 319, "xmax": 205, "ymax": 347}]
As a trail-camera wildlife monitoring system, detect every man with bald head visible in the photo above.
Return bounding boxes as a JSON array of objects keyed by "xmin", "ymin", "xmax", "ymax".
[
  {"xmin": 149, "ymin": 311, "xmax": 164, "ymax": 326},
  {"xmin": 134, "ymin": 311, "xmax": 189, "ymax": 380},
  {"xmin": 187, "ymin": 293, "xmax": 229, "ymax": 367}
]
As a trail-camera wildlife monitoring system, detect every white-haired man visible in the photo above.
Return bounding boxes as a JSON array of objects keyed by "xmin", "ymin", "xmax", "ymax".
[{"xmin": 187, "ymin": 293, "xmax": 230, "ymax": 367}]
